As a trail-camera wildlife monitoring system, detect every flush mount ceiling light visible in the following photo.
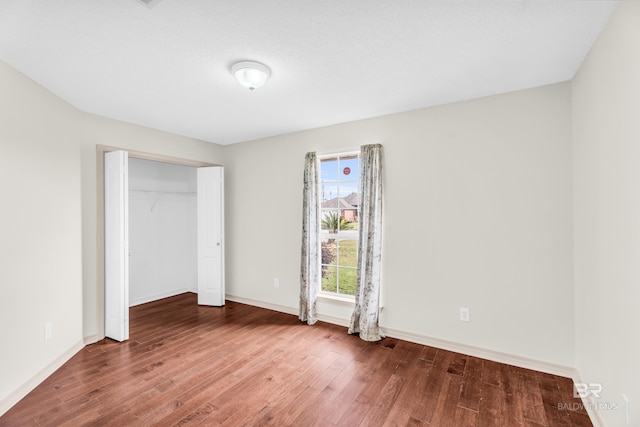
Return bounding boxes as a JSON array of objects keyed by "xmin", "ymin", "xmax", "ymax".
[{"xmin": 231, "ymin": 60, "xmax": 271, "ymax": 91}]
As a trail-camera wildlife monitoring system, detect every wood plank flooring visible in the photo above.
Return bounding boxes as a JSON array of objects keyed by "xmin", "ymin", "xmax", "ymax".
[{"xmin": 1, "ymin": 293, "xmax": 592, "ymax": 426}]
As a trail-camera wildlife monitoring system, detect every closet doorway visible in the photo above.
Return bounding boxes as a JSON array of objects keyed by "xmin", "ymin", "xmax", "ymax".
[
  {"xmin": 103, "ymin": 149, "xmax": 224, "ymax": 342},
  {"xmin": 128, "ymin": 158, "xmax": 198, "ymax": 306}
]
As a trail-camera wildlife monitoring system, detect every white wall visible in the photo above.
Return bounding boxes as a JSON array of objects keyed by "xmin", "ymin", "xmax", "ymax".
[
  {"xmin": 224, "ymin": 82, "xmax": 574, "ymax": 367},
  {"xmin": 572, "ymin": 2, "xmax": 640, "ymax": 426},
  {"xmin": 0, "ymin": 61, "xmax": 83, "ymax": 410},
  {"xmin": 128, "ymin": 158, "xmax": 197, "ymax": 306}
]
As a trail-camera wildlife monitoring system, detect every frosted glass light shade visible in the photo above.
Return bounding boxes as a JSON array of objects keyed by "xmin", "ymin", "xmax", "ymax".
[{"xmin": 231, "ymin": 61, "xmax": 271, "ymax": 90}]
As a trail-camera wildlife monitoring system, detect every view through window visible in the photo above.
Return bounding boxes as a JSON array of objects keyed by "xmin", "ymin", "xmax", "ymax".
[{"xmin": 319, "ymin": 153, "xmax": 359, "ymax": 296}]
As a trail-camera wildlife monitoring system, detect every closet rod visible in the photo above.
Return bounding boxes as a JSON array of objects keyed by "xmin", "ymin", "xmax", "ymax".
[{"xmin": 129, "ymin": 189, "xmax": 196, "ymax": 196}]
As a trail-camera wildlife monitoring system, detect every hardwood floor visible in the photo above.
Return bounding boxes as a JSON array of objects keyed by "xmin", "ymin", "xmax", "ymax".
[{"xmin": 1, "ymin": 293, "xmax": 592, "ymax": 426}]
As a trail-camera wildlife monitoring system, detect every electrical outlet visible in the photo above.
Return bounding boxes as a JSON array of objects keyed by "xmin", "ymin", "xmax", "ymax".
[
  {"xmin": 459, "ymin": 307, "xmax": 470, "ymax": 322},
  {"xmin": 273, "ymin": 278, "xmax": 279, "ymax": 288},
  {"xmin": 44, "ymin": 322, "xmax": 52, "ymax": 341}
]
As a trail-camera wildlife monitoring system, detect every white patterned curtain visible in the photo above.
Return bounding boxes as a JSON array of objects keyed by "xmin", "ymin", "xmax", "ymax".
[
  {"xmin": 349, "ymin": 144, "xmax": 384, "ymax": 341},
  {"xmin": 299, "ymin": 152, "xmax": 319, "ymax": 325}
]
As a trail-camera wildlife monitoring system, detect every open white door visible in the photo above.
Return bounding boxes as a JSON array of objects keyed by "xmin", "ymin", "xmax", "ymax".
[
  {"xmin": 104, "ymin": 150, "xmax": 129, "ymax": 341},
  {"xmin": 197, "ymin": 167, "xmax": 224, "ymax": 306}
]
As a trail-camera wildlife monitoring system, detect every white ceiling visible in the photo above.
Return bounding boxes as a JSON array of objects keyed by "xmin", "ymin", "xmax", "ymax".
[{"xmin": 0, "ymin": 0, "xmax": 617, "ymax": 145}]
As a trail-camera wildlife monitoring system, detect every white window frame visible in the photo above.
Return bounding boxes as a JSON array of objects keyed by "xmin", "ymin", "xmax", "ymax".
[{"xmin": 318, "ymin": 151, "xmax": 360, "ymax": 300}]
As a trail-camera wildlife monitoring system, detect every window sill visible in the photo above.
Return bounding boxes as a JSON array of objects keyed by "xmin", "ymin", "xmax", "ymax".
[
  {"xmin": 317, "ymin": 293, "xmax": 355, "ymax": 305},
  {"xmin": 317, "ymin": 293, "xmax": 385, "ymax": 311}
]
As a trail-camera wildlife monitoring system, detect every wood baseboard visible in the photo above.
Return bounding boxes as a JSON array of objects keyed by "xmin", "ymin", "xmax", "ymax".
[
  {"xmin": 226, "ymin": 294, "xmax": 299, "ymax": 316},
  {"xmin": 0, "ymin": 339, "xmax": 84, "ymax": 417},
  {"xmin": 382, "ymin": 326, "xmax": 576, "ymax": 378},
  {"xmin": 225, "ymin": 294, "xmax": 576, "ymax": 378},
  {"xmin": 83, "ymin": 334, "xmax": 99, "ymax": 345}
]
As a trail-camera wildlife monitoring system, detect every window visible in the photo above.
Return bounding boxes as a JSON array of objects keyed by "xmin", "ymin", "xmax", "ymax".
[{"xmin": 319, "ymin": 152, "xmax": 359, "ymax": 297}]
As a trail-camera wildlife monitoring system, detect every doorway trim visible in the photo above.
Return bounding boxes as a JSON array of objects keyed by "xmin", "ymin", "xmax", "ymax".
[{"xmin": 96, "ymin": 144, "xmax": 221, "ymax": 341}]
